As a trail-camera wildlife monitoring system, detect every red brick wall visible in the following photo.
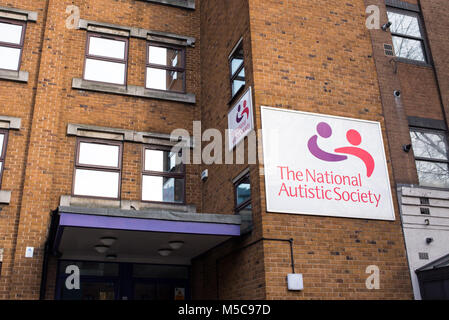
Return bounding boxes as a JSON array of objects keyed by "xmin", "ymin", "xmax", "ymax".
[
  {"xmin": 248, "ymin": 0, "xmax": 412, "ymax": 299},
  {"xmin": 420, "ymin": 0, "xmax": 449, "ymax": 129},
  {"xmin": 0, "ymin": 0, "xmax": 48, "ymax": 299},
  {"xmin": 191, "ymin": 0, "xmax": 267, "ymax": 300},
  {"xmin": 0, "ymin": 0, "xmax": 202, "ymax": 299}
]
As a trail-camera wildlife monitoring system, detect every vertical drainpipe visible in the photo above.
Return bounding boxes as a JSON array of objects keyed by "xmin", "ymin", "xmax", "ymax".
[{"xmin": 39, "ymin": 210, "xmax": 59, "ymax": 300}]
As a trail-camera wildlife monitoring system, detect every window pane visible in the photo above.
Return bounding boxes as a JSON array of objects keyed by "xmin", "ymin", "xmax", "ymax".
[
  {"xmin": 236, "ymin": 179, "xmax": 251, "ymax": 206},
  {"xmin": 144, "ymin": 149, "xmax": 183, "ymax": 173},
  {"xmin": 416, "ymin": 161, "xmax": 449, "ymax": 189},
  {"xmin": 133, "ymin": 264, "xmax": 189, "ymax": 279},
  {"xmin": 79, "ymin": 142, "xmax": 120, "ymax": 167},
  {"xmin": 146, "ymin": 67, "xmax": 184, "ymax": 92},
  {"xmin": 142, "ymin": 175, "xmax": 184, "ymax": 203},
  {"xmin": 232, "ymin": 79, "xmax": 245, "ymax": 96},
  {"xmin": 0, "ymin": 46, "xmax": 21, "ymax": 70},
  {"xmin": 392, "ymin": 36, "xmax": 425, "ymax": 62},
  {"xmin": 0, "ymin": 162, "xmax": 2, "ymax": 174},
  {"xmin": 410, "ymin": 131, "xmax": 448, "ymax": 160},
  {"xmin": 0, "ymin": 134, "xmax": 4, "ymax": 156},
  {"xmin": 88, "ymin": 37, "xmax": 125, "ymax": 60},
  {"xmin": 148, "ymin": 46, "xmax": 182, "ymax": 67},
  {"xmin": 0, "ymin": 22, "xmax": 22, "ymax": 44},
  {"xmin": 238, "ymin": 68, "xmax": 245, "ymax": 78},
  {"xmin": 59, "ymin": 261, "xmax": 119, "ymax": 277},
  {"xmin": 231, "ymin": 57, "xmax": 243, "ymax": 75},
  {"xmin": 84, "ymin": 58, "xmax": 126, "ymax": 85},
  {"xmin": 387, "ymin": 11, "xmax": 422, "ymax": 38},
  {"xmin": 74, "ymin": 169, "xmax": 119, "ymax": 198}
]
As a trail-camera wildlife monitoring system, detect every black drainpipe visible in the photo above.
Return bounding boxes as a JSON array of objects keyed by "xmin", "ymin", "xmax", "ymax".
[{"xmin": 39, "ymin": 209, "xmax": 59, "ymax": 300}]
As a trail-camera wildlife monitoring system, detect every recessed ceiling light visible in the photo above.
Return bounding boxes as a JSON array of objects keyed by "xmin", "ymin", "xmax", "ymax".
[
  {"xmin": 94, "ymin": 245, "xmax": 109, "ymax": 254},
  {"xmin": 169, "ymin": 241, "xmax": 184, "ymax": 250},
  {"xmin": 158, "ymin": 248, "xmax": 173, "ymax": 257},
  {"xmin": 100, "ymin": 237, "xmax": 117, "ymax": 246}
]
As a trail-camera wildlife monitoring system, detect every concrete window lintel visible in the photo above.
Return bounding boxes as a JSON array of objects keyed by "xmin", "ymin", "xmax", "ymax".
[
  {"xmin": 0, "ymin": 190, "xmax": 11, "ymax": 205},
  {"xmin": 67, "ymin": 123, "xmax": 193, "ymax": 148},
  {"xmin": 0, "ymin": 6, "xmax": 38, "ymax": 22},
  {"xmin": 78, "ymin": 19, "xmax": 195, "ymax": 47},
  {"xmin": 138, "ymin": 0, "xmax": 195, "ymax": 10},
  {"xmin": 0, "ymin": 70, "xmax": 29, "ymax": 83},
  {"xmin": 0, "ymin": 115, "xmax": 21, "ymax": 130},
  {"xmin": 71, "ymin": 78, "xmax": 196, "ymax": 104}
]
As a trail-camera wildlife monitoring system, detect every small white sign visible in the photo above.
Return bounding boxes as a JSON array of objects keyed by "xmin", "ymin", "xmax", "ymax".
[
  {"xmin": 261, "ymin": 107, "xmax": 395, "ymax": 221},
  {"xmin": 25, "ymin": 246, "xmax": 34, "ymax": 258},
  {"xmin": 228, "ymin": 87, "xmax": 254, "ymax": 151}
]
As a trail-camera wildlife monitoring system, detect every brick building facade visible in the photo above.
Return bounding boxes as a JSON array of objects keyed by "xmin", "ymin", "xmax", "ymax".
[{"xmin": 0, "ymin": 0, "xmax": 447, "ymax": 300}]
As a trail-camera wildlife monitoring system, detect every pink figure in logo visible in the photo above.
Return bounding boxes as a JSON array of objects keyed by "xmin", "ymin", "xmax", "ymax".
[{"xmin": 334, "ymin": 130, "xmax": 375, "ymax": 177}]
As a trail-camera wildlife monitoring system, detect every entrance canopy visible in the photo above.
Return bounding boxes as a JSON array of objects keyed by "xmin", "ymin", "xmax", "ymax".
[{"xmin": 51, "ymin": 206, "xmax": 243, "ymax": 265}]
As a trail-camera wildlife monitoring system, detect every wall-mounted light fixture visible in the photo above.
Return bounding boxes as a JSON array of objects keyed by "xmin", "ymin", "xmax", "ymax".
[
  {"xmin": 381, "ymin": 21, "xmax": 392, "ymax": 31},
  {"xmin": 403, "ymin": 144, "xmax": 412, "ymax": 153}
]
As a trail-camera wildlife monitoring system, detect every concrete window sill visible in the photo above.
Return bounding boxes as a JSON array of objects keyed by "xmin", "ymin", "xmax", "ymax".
[
  {"xmin": 0, "ymin": 70, "xmax": 29, "ymax": 83},
  {"xmin": 138, "ymin": 0, "xmax": 195, "ymax": 10},
  {"xmin": 0, "ymin": 190, "xmax": 11, "ymax": 205},
  {"xmin": 72, "ymin": 78, "xmax": 196, "ymax": 104}
]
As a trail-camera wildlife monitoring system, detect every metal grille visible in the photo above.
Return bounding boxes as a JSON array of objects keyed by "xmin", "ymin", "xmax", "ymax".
[
  {"xmin": 419, "ymin": 252, "xmax": 429, "ymax": 260},
  {"xmin": 384, "ymin": 44, "xmax": 394, "ymax": 56}
]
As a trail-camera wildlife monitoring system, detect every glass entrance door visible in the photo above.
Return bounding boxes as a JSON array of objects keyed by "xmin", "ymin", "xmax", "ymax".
[{"xmin": 56, "ymin": 260, "xmax": 189, "ymax": 300}]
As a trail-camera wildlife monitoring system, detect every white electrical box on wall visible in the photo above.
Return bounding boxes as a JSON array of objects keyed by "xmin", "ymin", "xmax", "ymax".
[
  {"xmin": 287, "ymin": 273, "xmax": 304, "ymax": 291},
  {"xmin": 25, "ymin": 247, "xmax": 34, "ymax": 258}
]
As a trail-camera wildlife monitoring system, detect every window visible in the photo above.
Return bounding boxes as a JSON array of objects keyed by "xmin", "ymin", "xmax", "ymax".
[
  {"xmin": 410, "ymin": 129, "xmax": 449, "ymax": 189},
  {"xmin": 0, "ymin": 130, "xmax": 8, "ymax": 188},
  {"xmin": 229, "ymin": 40, "xmax": 245, "ymax": 98},
  {"xmin": 146, "ymin": 43, "xmax": 185, "ymax": 92},
  {"xmin": 387, "ymin": 8, "xmax": 427, "ymax": 63},
  {"xmin": 73, "ymin": 139, "xmax": 122, "ymax": 199},
  {"xmin": 142, "ymin": 146, "xmax": 185, "ymax": 203},
  {"xmin": 234, "ymin": 173, "xmax": 252, "ymax": 214},
  {"xmin": 83, "ymin": 33, "xmax": 128, "ymax": 85},
  {"xmin": 0, "ymin": 18, "xmax": 26, "ymax": 71}
]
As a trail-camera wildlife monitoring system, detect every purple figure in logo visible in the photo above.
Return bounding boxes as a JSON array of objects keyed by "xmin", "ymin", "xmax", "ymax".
[
  {"xmin": 236, "ymin": 100, "xmax": 250, "ymax": 123},
  {"xmin": 308, "ymin": 122, "xmax": 348, "ymax": 162}
]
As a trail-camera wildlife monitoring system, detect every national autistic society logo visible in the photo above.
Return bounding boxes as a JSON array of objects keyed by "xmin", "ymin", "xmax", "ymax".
[
  {"xmin": 236, "ymin": 100, "xmax": 250, "ymax": 123},
  {"xmin": 307, "ymin": 122, "xmax": 375, "ymax": 177}
]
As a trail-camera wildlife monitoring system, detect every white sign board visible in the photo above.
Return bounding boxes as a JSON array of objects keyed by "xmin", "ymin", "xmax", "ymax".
[
  {"xmin": 228, "ymin": 87, "xmax": 254, "ymax": 150},
  {"xmin": 261, "ymin": 107, "xmax": 395, "ymax": 221}
]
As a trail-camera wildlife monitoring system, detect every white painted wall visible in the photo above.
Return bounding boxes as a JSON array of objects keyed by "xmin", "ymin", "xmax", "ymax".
[{"xmin": 399, "ymin": 186, "xmax": 449, "ymax": 300}]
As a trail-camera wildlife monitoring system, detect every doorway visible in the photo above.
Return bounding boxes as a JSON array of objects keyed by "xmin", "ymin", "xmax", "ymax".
[{"xmin": 56, "ymin": 260, "xmax": 190, "ymax": 300}]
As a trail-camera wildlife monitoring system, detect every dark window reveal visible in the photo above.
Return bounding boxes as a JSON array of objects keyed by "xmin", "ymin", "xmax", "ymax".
[{"xmin": 234, "ymin": 173, "xmax": 252, "ymax": 214}]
